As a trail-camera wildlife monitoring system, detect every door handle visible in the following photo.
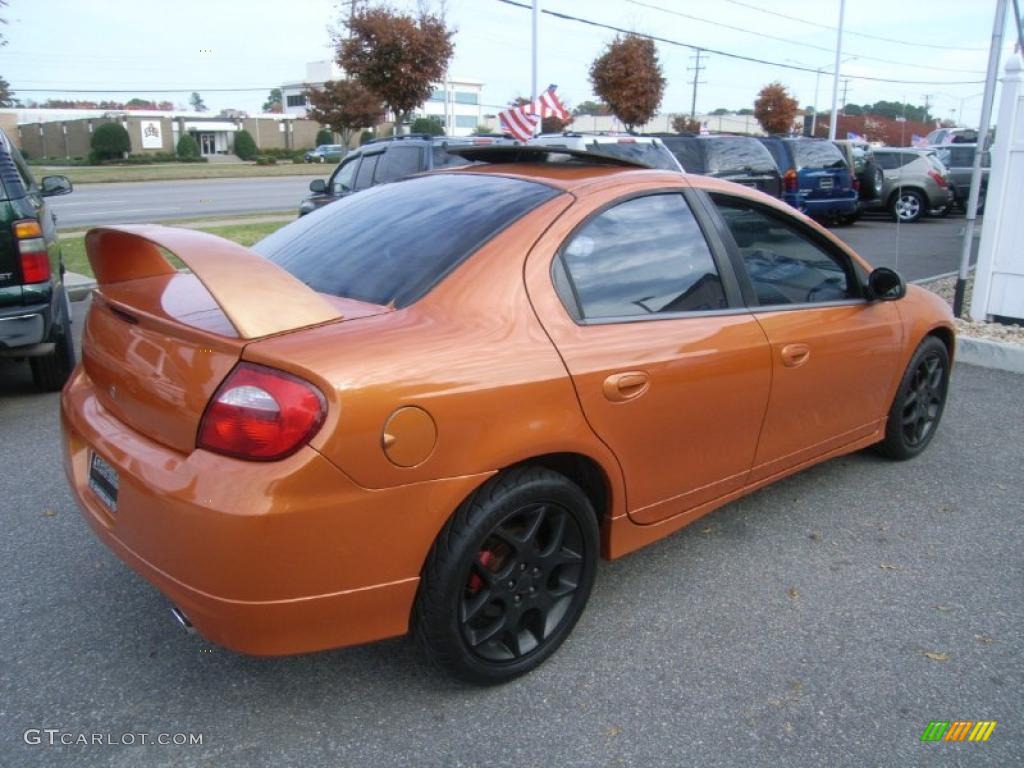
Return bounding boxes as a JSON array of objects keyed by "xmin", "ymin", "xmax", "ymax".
[
  {"xmin": 603, "ymin": 371, "xmax": 649, "ymax": 402},
  {"xmin": 780, "ymin": 343, "xmax": 811, "ymax": 368}
]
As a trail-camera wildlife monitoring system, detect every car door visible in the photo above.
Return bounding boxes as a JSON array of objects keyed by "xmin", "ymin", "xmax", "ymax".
[
  {"xmin": 707, "ymin": 192, "xmax": 904, "ymax": 482},
  {"xmin": 524, "ymin": 186, "xmax": 772, "ymax": 524}
]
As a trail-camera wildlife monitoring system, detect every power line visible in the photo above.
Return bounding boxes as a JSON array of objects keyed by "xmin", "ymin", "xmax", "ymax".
[
  {"xmin": 718, "ymin": 0, "xmax": 988, "ymax": 52},
  {"xmin": 626, "ymin": 0, "xmax": 986, "ymax": 74},
  {"xmin": 494, "ymin": 0, "xmax": 985, "ymax": 85}
]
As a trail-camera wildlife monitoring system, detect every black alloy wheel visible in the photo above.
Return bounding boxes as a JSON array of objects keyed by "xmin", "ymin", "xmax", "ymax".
[
  {"xmin": 876, "ymin": 336, "xmax": 950, "ymax": 460},
  {"xmin": 414, "ymin": 466, "xmax": 599, "ymax": 685}
]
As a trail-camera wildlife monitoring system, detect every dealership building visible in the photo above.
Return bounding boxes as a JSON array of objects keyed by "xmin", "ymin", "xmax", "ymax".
[
  {"xmin": 281, "ymin": 60, "xmax": 485, "ymax": 136},
  {"xmin": 6, "ymin": 109, "xmax": 321, "ymax": 159}
]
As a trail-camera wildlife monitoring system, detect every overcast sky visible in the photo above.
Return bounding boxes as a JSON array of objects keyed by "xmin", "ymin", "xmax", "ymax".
[{"xmin": 3, "ymin": 0, "xmax": 1018, "ymax": 125}]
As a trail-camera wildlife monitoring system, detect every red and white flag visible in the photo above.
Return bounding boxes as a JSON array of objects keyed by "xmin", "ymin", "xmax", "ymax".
[{"xmin": 499, "ymin": 85, "xmax": 570, "ymax": 141}]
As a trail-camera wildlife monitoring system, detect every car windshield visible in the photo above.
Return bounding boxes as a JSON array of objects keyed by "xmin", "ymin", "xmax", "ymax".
[
  {"xmin": 254, "ymin": 173, "xmax": 560, "ymax": 308},
  {"xmin": 586, "ymin": 141, "xmax": 680, "ymax": 171},
  {"xmin": 791, "ymin": 140, "xmax": 847, "ymax": 169},
  {"xmin": 703, "ymin": 139, "xmax": 777, "ymax": 174}
]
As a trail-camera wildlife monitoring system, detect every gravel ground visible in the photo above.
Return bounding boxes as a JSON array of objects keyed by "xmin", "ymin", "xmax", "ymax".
[{"xmin": 918, "ymin": 275, "xmax": 1024, "ymax": 345}]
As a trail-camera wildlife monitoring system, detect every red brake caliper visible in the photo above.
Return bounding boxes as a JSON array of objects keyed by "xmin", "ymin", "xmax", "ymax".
[{"xmin": 467, "ymin": 550, "xmax": 495, "ymax": 593}]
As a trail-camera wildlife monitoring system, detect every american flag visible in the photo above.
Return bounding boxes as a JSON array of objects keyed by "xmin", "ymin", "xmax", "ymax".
[
  {"xmin": 847, "ymin": 131, "xmax": 865, "ymax": 141},
  {"xmin": 911, "ymin": 134, "xmax": 929, "ymax": 148},
  {"xmin": 499, "ymin": 85, "xmax": 570, "ymax": 141}
]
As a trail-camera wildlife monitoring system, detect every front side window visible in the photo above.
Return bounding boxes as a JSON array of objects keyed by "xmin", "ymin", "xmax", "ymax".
[
  {"xmin": 558, "ymin": 194, "xmax": 726, "ymax": 320},
  {"xmin": 712, "ymin": 195, "xmax": 856, "ymax": 306},
  {"xmin": 330, "ymin": 157, "xmax": 359, "ymax": 194}
]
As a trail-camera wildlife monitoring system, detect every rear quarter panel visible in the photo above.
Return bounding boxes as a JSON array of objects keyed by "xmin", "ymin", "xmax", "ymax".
[{"xmin": 244, "ymin": 192, "xmax": 627, "ymax": 511}]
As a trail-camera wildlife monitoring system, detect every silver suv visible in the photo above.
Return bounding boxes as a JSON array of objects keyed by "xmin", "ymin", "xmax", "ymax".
[
  {"xmin": 527, "ymin": 132, "xmax": 684, "ymax": 172},
  {"xmin": 866, "ymin": 148, "xmax": 954, "ymax": 223},
  {"xmin": 930, "ymin": 144, "xmax": 990, "ymax": 214}
]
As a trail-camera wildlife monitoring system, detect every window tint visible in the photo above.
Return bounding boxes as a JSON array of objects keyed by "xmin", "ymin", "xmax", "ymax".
[
  {"xmin": 330, "ymin": 157, "xmax": 359, "ymax": 194},
  {"xmin": 704, "ymin": 139, "xmax": 777, "ymax": 174},
  {"xmin": 559, "ymin": 194, "xmax": 726, "ymax": 319},
  {"xmin": 254, "ymin": 173, "xmax": 560, "ymax": 308},
  {"xmin": 790, "ymin": 140, "xmax": 846, "ymax": 169},
  {"xmin": 431, "ymin": 146, "xmax": 472, "ymax": 168},
  {"xmin": 712, "ymin": 195, "xmax": 855, "ymax": 306},
  {"xmin": 376, "ymin": 145, "xmax": 422, "ymax": 183},
  {"xmin": 354, "ymin": 153, "xmax": 380, "ymax": 190},
  {"xmin": 759, "ymin": 140, "xmax": 791, "ymax": 171}
]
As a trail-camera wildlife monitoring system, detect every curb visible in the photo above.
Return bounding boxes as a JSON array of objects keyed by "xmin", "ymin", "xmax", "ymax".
[
  {"xmin": 67, "ymin": 280, "xmax": 97, "ymax": 302},
  {"xmin": 956, "ymin": 336, "xmax": 1024, "ymax": 375}
]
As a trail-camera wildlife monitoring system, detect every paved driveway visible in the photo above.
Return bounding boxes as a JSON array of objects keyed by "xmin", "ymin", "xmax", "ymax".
[{"xmin": 1, "ymin": 301, "xmax": 1019, "ymax": 767}]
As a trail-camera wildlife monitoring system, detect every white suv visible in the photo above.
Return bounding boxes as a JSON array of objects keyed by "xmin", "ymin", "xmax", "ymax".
[{"xmin": 527, "ymin": 132, "xmax": 684, "ymax": 172}]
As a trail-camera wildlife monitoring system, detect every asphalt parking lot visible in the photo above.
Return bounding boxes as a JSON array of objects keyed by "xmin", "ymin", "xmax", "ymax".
[{"xmin": 1, "ymin": 298, "xmax": 1020, "ymax": 768}]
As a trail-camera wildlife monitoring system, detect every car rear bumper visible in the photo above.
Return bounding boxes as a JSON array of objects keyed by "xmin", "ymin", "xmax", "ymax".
[
  {"xmin": 0, "ymin": 301, "xmax": 51, "ymax": 349},
  {"xmin": 60, "ymin": 365, "xmax": 491, "ymax": 655},
  {"xmin": 802, "ymin": 195, "xmax": 858, "ymax": 216}
]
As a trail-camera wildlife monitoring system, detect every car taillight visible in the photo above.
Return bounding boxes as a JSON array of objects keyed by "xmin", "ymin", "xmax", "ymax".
[
  {"xmin": 14, "ymin": 219, "xmax": 50, "ymax": 284},
  {"xmin": 197, "ymin": 363, "xmax": 326, "ymax": 460},
  {"xmin": 784, "ymin": 169, "xmax": 798, "ymax": 192},
  {"xmin": 928, "ymin": 170, "xmax": 948, "ymax": 188},
  {"xmin": 852, "ymin": 178, "xmax": 861, "ymax": 191}
]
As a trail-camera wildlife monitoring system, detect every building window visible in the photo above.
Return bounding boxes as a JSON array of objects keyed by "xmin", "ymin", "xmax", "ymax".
[
  {"xmin": 286, "ymin": 94, "xmax": 307, "ymax": 107},
  {"xmin": 429, "ymin": 89, "xmax": 446, "ymax": 102},
  {"xmin": 454, "ymin": 91, "xmax": 479, "ymax": 105},
  {"xmin": 455, "ymin": 115, "xmax": 478, "ymax": 129}
]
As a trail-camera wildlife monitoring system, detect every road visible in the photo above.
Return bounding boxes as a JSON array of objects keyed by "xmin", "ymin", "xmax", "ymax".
[
  {"xmin": 1, "ymin": 299, "xmax": 1019, "ymax": 767},
  {"xmin": 47, "ymin": 176, "xmax": 320, "ymax": 228}
]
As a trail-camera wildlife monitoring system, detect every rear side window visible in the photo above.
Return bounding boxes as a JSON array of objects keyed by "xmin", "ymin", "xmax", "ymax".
[
  {"xmin": 759, "ymin": 140, "xmax": 791, "ymax": 171},
  {"xmin": 376, "ymin": 145, "xmax": 422, "ymax": 183},
  {"xmin": 790, "ymin": 140, "xmax": 846, "ymax": 169},
  {"xmin": 254, "ymin": 173, "xmax": 560, "ymax": 308},
  {"xmin": 558, "ymin": 194, "xmax": 726, "ymax": 320},
  {"xmin": 587, "ymin": 141, "xmax": 680, "ymax": 171},
  {"xmin": 431, "ymin": 146, "xmax": 473, "ymax": 168},
  {"xmin": 704, "ymin": 139, "xmax": 778, "ymax": 174}
]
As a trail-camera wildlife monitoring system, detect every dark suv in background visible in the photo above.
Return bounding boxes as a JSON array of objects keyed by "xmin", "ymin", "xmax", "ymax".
[
  {"xmin": 659, "ymin": 135, "xmax": 782, "ymax": 198},
  {"xmin": 0, "ymin": 128, "xmax": 75, "ymax": 391},
  {"xmin": 757, "ymin": 137, "xmax": 858, "ymax": 223},
  {"xmin": 299, "ymin": 134, "xmax": 518, "ymax": 215}
]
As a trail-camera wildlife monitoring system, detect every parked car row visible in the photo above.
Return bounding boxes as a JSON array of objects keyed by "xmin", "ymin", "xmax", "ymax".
[{"xmin": 298, "ymin": 130, "xmax": 982, "ymax": 228}]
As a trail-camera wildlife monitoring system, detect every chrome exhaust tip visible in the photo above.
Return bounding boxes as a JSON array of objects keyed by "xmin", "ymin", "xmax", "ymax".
[{"xmin": 170, "ymin": 606, "xmax": 196, "ymax": 635}]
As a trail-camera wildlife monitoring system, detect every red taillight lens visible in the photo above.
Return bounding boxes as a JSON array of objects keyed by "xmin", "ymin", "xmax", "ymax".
[
  {"xmin": 852, "ymin": 178, "xmax": 861, "ymax": 191},
  {"xmin": 14, "ymin": 219, "xmax": 51, "ymax": 284},
  {"xmin": 784, "ymin": 169, "xmax": 798, "ymax": 192},
  {"xmin": 928, "ymin": 170, "xmax": 948, "ymax": 187},
  {"xmin": 197, "ymin": 363, "xmax": 326, "ymax": 460}
]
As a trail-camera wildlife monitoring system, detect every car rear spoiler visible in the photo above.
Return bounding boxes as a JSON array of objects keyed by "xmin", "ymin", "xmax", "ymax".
[{"xmin": 85, "ymin": 225, "xmax": 342, "ymax": 339}]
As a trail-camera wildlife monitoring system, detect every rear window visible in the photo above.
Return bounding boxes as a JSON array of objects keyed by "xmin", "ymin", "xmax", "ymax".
[
  {"xmin": 703, "ymin": 139, "xmax": 777, "ymax": 174},
  {"xmin": 660, "ymin": 137, "xmax": 705, "ymax": 173},
  {"xmin": 790, "ymin": 140, "xmax": 846, "ymax": 169},
  {"xmin": 253, "ymin": 173, "xmax": 560, "ymax": 308},
  {"xmin": 586, "ymin": 141, "xmax": 680, "ymax": 171}
]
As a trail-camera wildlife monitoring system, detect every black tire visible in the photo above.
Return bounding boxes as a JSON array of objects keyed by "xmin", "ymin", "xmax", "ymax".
[
  {"xmin": 413, "ymin": 466, "xmax": 599, "ymax": 685},
  {"xmin": 30, "ymin": 291, "xmax": 76, "ymax": 392},
  {"xmin": 891, "ymin": 188, "xmax": 925, "ymax": 223},
  {"xmin": 875, "ymin": 336, "xmax": 950, "ymax": 460}
]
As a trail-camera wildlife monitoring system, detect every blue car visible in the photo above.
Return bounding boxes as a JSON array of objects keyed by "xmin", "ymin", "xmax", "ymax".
[{"xmin": 757, "ymin": 137, "xmax": 858, "ymax": 223}]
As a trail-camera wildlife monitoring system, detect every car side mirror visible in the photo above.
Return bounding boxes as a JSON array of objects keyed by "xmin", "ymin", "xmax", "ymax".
[
  {"xmin": 40, "ymin": 175, "xmax": 73, "ymax": 197},
  {"xmin": 309, "ymin": 178, "xmax": 326, "ymax": 194},
  {"xmin": 867, "ymin": 267, "xmax": 906, "ymax": 301}
]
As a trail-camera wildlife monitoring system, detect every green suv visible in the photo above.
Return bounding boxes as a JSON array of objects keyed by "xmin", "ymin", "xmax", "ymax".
[{"xmin": 0, "ymin": 128, "xmax": 75, "ymax": 391}]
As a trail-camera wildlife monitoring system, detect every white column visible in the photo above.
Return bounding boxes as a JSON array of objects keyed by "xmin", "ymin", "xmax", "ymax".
[{"xmin": 971, "ymin": 57, "xmax": 1024, "ymax": 322}]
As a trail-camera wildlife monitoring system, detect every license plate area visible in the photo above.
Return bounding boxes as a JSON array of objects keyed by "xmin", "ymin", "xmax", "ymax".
[
  {"xmin": 89, "ymin": 452, "xmax": 119, "ymax": 513},
  {"xmin": 818, "ymin": 177, "xmax": 834, "ymax": 189}
]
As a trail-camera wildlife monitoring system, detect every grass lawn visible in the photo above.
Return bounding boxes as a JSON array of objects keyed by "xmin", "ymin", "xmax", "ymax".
[
  {"xmin": 61, "ymin": 220, "xmax": 286, "ymax": 277},
  {"xmin": 36, "ymin": 162, "xmax": 327, "ymax": 185}
]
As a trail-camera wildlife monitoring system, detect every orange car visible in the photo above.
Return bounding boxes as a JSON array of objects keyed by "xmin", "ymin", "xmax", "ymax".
[{"xmin": 61, "ymin": 148, "xmax": 954, "ymax": 684}]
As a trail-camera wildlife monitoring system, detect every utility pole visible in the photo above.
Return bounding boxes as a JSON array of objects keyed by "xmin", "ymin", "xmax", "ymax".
[
  {"xmin": 828, "ymin": 0, "xmax": 846, "ymax": 140},
  {"xmin": 840, "ymin": 79, "xmax": 851, "ymax": 114},
  {"xmin": 922, "ymin": 93, "xmax": 933, "ymax": 122},
  {"xmin": 688, "ymin": 49, "xmax": 706, "ymax": 121}
]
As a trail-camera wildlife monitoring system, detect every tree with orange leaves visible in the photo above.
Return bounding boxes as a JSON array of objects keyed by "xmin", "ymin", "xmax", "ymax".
[
  {"xmin": 754, "ymin": 82, "xmax": 799, "ymax": 135},
  {"xmin": 589, "ymin": 34, "xmax": 665, "ymax": 132}
]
